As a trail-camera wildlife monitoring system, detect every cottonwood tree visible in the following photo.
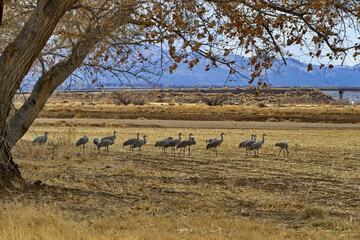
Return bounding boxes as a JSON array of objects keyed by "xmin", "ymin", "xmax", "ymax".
[{"xmin": 0, "ymin": 0, "xmax": 359, "ymax": 185}]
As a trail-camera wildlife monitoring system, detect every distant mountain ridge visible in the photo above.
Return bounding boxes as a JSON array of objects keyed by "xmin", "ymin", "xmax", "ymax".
[
  {"xmin": 155, "ymin": 58, "xmax": 360, "ymax": 87},
  {"xmin": 26, "ymin": 52, "xmax": 359, "ymax": 91},
  {"xmin": 87, "ymin": 57, "xmax": 359, "ymax": 89}
]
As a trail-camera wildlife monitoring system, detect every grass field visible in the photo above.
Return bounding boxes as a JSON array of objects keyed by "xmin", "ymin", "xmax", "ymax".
[{"xmin": 2, "ymin": 122, "xmax": 359, "ymax": 239}]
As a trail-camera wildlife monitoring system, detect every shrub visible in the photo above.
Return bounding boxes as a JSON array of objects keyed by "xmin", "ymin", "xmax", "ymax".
[
  {"xmin": 111, "ymin": 91, "xmax": 147, "ymax": 105},
  {"xmin": 111, "ymin": 91, "xmax": 132, "ymax": 105},
  {"xmin": 301, "ymin": 207, "xmax": 326, "ymax": 220},
  {"xmin": 202, "ymin": 94, "xmax": 227, "ymax": 106},
  {"xmin": 131, "ymin": 96, "xmax": 146, "ymax": 105}
]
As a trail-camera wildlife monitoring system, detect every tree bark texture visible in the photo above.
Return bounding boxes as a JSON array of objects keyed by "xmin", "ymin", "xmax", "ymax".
[
  {"xmin": 0, "ymin": 0, "xmax": 78, "ymax": 184},
  {"xmin": 0, "ymin": 1, "xmax": 132, "ymax": 185}
]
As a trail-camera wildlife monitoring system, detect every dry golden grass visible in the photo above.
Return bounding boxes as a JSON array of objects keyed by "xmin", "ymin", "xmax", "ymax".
[
  {"xmin": 0, "ymin": 200, "xmax": 317, "ymax": 240},
  {"xmin": 4, "ymin": 123, "xmax": 359, "ymax": 239}
]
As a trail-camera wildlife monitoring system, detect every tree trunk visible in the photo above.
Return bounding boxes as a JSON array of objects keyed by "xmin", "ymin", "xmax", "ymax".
[
  {"xmin": 0, "ymin": 2, "xmax": 131, "ymax": 185},
  {"xmin": 0, "ymin": 0, "xmax": 78, "ymax": 185}
]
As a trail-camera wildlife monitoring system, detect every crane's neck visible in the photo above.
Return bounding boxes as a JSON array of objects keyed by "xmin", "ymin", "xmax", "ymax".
[
  {"xmin": 188, "ymin": 134, "xmax": 192, "ymax": 140},
  {"xmin": 261, "ymin": 134, "xmax": 265, "ymax": 143},
  {"xmin": 179, "ymin": 134, "xmax": 181, "ymax": 142},
  {"xmin": 220, "ymin": 134, "xmax": 223, "ymax": 142},
  {"xmin": 143, "ymin": 136, "xmax": 147, "ymax": 144}
]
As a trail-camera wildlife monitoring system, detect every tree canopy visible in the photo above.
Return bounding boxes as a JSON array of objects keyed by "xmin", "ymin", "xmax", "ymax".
[{"xmin": 0, "ymin": 0, "xmax": 359, "ymax": 183}]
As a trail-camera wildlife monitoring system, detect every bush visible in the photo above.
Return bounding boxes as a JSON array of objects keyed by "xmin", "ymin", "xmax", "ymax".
[
  {"xmin": 111, "ymin": 91, "xmax": 147, "ymax": 105},
  {"xmin": 111, "ymin": 91, "xmax": 132, "ymax": 105},
  {"xmin": 301, "ymin": 207, "xmax": 326, "ymax": 220},
  {"xmin": 202, "ymin": 94, "xmax": 227, "ymax": 106},
  {"xmin": 131, "ymin": 96, "xmax": 146, "ymax": 105}
]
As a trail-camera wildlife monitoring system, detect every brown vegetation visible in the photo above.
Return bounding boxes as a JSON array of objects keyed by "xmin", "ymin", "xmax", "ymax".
[{"xmin": 14, "ymin": 89, "xmax": 360, "ymax": 123}]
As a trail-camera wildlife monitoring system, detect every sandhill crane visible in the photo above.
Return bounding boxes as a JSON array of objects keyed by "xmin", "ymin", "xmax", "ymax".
[
  {"xmin": 239, "ymin": 134, "xmax": 255, "ymax": 148},
  {"xmin": 177, "ymin": 133, "xmax": 194, "ymax": 156},
  {"xmin": 132, "ymin": 135, "xmax": 147, "ymax": 151},
  {"xmin": 188, "ymin": 136, "xmax": 196, "ymax": 155},
  {"xmin": 102, "ymin": 130, "xmax": 117, "ymax": 141},
  {"xmin": 97, "ymin": 138, "xmax": 114, "ymax": 154},
  {"xmin": 93, "ymin": 138, "xmax": 100, "ymax": 149},
  {"xmin": 206, "ymin": 133, "xmax": 226, "ymax": 152},
  {"xmin": 206, "ymin": 138, "xmax": 217, "ymax": 144},
  {"xmin": 250, "ymin": 134, "xmax": 267, "ymax": 156},
  {"xmin": 168, "ymin": 133, "xmax": 182, "ymax": 156},
  {"xmin": 76, "ymin": 135, "xmax": 89, "ymax": 154},
  {"xmin": 123, "ymin": 133, "xmax": 140, "ymax": 152},
  {"xmin": 239, "ymin": 134, "xmax": 257, "ymax": 156},
  {"xmin": 244, "ymin": 135, "xmax": 257, "ymax": 156},
  {"xmin": 205, "ymin": 135, "xmax": 219, "ymax": 151},
  {"xmin": 155, "ymin": 137, "xmax": 173, "ymax": 154},
  {"xmin": 275, "ymin": 142, "xmax": 289, "ymax": 157},
  {"xmin": 206, "ymin": 133, "xmax": 225, "ymax": 156},
  {"xmin": 32, "ymin": 132, "xmax": 48, "ymax": 145}
]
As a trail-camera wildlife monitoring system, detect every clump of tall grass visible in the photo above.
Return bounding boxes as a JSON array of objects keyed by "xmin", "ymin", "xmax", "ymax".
[{"xmin": 301, "ymin": 207, "xmax": 326, "ymax": 220}]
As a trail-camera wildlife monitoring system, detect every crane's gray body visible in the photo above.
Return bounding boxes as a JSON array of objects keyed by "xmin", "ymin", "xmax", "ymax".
[
  {"xmin": 250, "ymin": 134, "xmax": 266, "ymax": 156},
  {"xmin": 239, "ymin": 134, "xmax": 255, "ymax": 148},
  {"xmin": 32, "ymin": 132, "xmax": 48, "ymax": 145},
  {"xmin": 132, "ymin": 135, "xmax": 147, "ymax": 151},
  {"xmin": 76, "ymin": 135, "xmax": 89, "ymax": 154},
  {"xmin": 206, "ymin": 138, "xmax": 217, "ymax": 144},
  {"xmin": 206, "ymin": 133, "xmax": 225, "ymax": 156},
  {"xmin": 102, "ymin": 131, "xmax": 117, "ymax": 142},
  {"xmin": 168, "ymin": 133, "xmax": 182, "ymax": 156},
  {"xmin": 155, "ymin": 137, "xmax": 173, "ymax": 153},
  {"xmin": 93, "ymin": 138, "xmax": 100, "ymax": 149},
  {"xmin": 177, "ymin": 133, "xmax": 194, "ymax": 155},
  {"xmin": 188, "ymin": 137, "xmax": 196, "ymax": 154},
  {"xmin": 97, "ymin": 138, "xmax": 114, "ymax": 154},
  {"xmin": 123, "ymin": 133, "xmax": 140, "ymax": 152},
  {"xmin": 275, "ymin": 142, "xmax": 289, "ymax": 156},
  {"xmin": 239, "ymin": 134, "xmax": 257, "ymax": 156}
]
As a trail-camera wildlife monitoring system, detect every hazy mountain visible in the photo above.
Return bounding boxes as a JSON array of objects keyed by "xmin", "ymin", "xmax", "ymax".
[
  {"xmin": 24, "ymin": 51, "xmax": 360, "ymax": 91},
  {"xmin": 155, "ymin": 58, "xmax": 360, "ymax": 87},
  {"xmin": 90, "ymin": 56, "xmax": 360, "ymax": 88}
]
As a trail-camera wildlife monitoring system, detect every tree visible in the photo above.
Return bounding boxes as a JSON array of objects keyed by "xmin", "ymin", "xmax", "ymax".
[{"xmin": 0, "ymin": 0, "xmax": 359, "ymax": 185}]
